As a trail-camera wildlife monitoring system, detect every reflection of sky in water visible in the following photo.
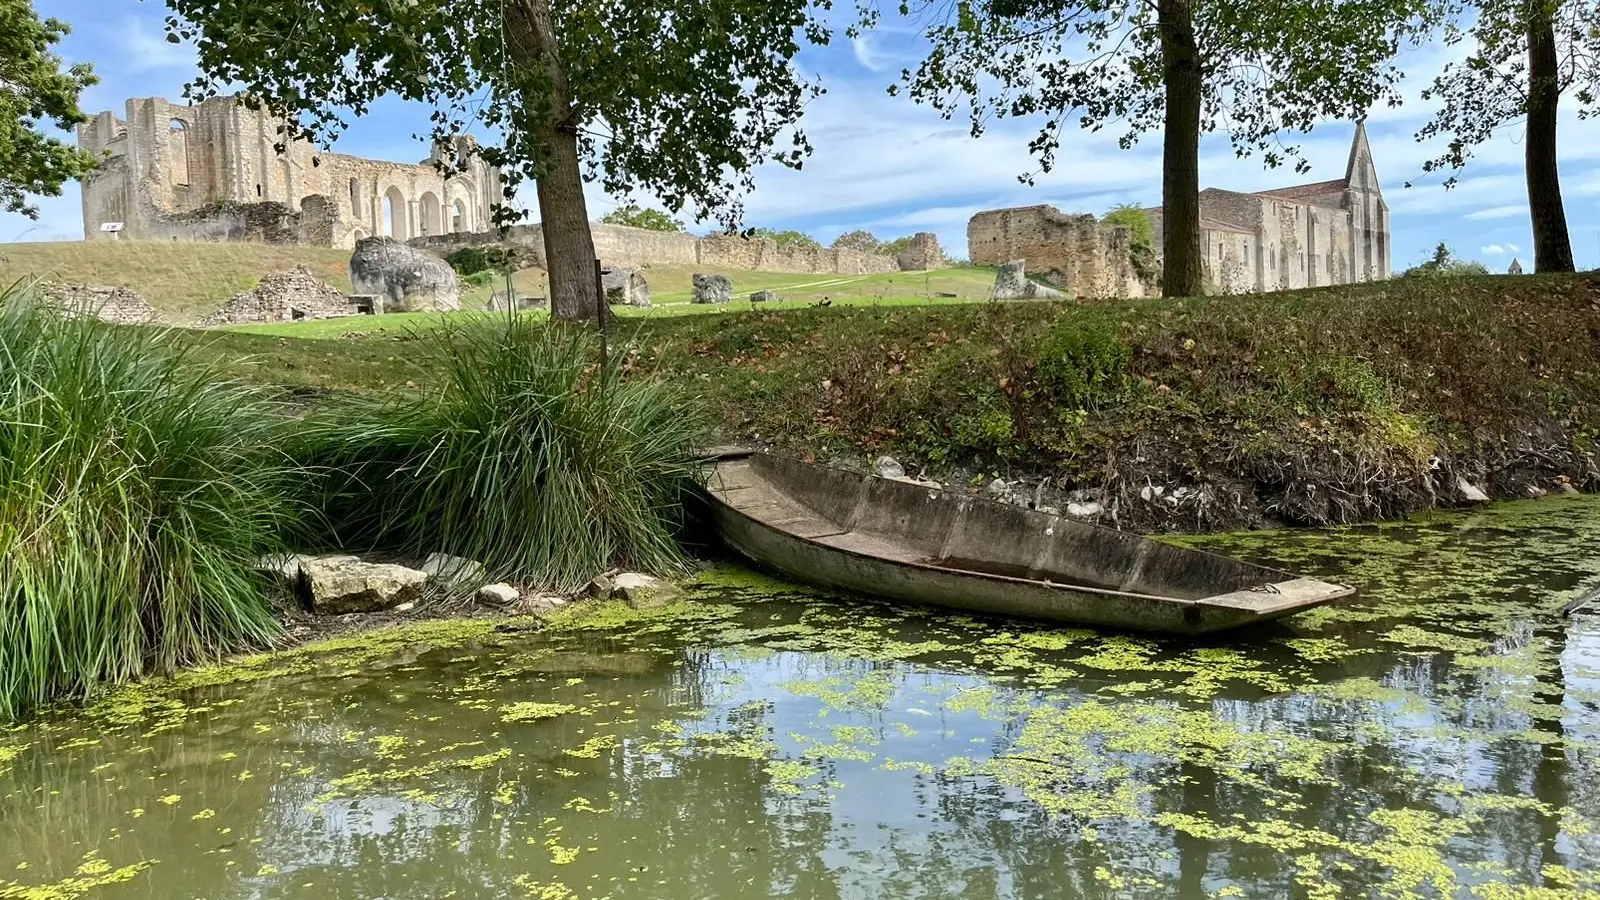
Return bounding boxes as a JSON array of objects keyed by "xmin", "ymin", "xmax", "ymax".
[{"xmin": 2, "ymin": 498, "xmax": 1600, "ymax": 898}]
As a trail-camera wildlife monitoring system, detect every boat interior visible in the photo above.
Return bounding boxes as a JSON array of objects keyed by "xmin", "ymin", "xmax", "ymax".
[{"xmin": 708, "ymin": 454, "xmax": 1291, "ymax": 602}]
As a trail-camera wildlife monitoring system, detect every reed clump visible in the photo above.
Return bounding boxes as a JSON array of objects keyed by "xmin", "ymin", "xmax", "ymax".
[
  {"xmin": 0, "ymin": 288, "xmax": 295, "ymax": 718},
  {"xmin": 300, "ymin": 315, "xmax": 711, "ymax": 594}
]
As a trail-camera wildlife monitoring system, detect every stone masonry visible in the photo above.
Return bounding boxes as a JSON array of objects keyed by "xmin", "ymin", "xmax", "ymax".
[
  {"xmin": 970, "ymin": 124, "xmax": 1390, "ymax": 296},
  {"xmin": 410, "ymin": 222, "xmax": 921, "ymax": 278},
  {"xmin": 36, "ymin": 283, "xmax": 157, "ymax": 325},
  {"xmin": 78, "ymin": 95, "xmax": 504, "ymax": 249},
  {"xmin": 968, "ymin": 206, "xmax": 1149, "ymax": 298},
  {"xmin": 199, "ymin": 267, "xmax": 361, "ymax": 326}
]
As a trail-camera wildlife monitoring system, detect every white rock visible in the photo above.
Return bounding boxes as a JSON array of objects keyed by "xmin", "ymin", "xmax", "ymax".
[
  {"xmin": 420, "ymin": 552, "xmax": 486, "ymax": 588},
  {"xmin": 873, "ymin": 456, "xmax": 906, "ymax": 480},
  {"xmin": 300, "ymin": 556, "xmax": 428, "ymax": 615},
  {"xmin": 476, "ymin": 583, "xmax": 521, "ymax": 608},
  {"xmin": 986, "ymin": 478, "xmax": 1011, "ymax": 499},
  {"xmin": 394, "ymin": 602, "xmax": 416, "ymax": 613},
  {"xmin": 611, "ymin": 572, "xmax": 686, "ymax": 609},
  {"xmin": 1557, "ymin": 482, "xmax": 1581, "ymax": 496},
  {"xmin": 1456, "ymin": 478, "xmax": 1490, "ymax": 503},
  {"xmin": 1140, "ymin": 485, "xmax": 1166, "ymax": 502},
  {"xmin": 1066, "ymin": 501, "xmax": 1104, "ymax": 518}
]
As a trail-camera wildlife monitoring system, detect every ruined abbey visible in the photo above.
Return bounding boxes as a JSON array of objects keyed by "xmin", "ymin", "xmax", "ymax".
[
  {"xmin": 970, "ymin": 124, "xmax": 1391, "ymax": 296},
  {"xmin": 77, "ymin": 96, "xmax": 503, "ymax": 248}
]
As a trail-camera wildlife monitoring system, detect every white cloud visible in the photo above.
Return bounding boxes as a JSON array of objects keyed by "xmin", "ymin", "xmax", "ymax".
[
  {"xmin": 1480, "ymin": 243, "xmax": 1520, "ymax": 255},
  {"xmin": 113, "ymin": 16, "xmax": 196, "ymax": 73},
  {"xmin": 1465, "ymin": 205, "xmax": 1528, "ymax": 221},
  {"xmin": 851, "ymin": 35, "xmax": 887, "ymax": 73}
]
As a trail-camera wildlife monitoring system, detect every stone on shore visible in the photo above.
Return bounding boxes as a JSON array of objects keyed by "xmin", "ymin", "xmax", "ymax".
[
  {"xmin": 476, "ymin": 583, "xmax": 521, "ymax": 609},
  {"xmin": 611, "ymin": 573, "xmax": 685, "ymax": 609},
  {"xmin": 874, "ymin": 456, "xmax": 906, "ymax": 480},
  {"xmin": 299, "ymin": 556, "xmax": 429, "ymax": 615},
  {"xmin": 421, "ymin": 552, "xmax": 486, "ymax": 589},
  {"xmin": 1456, "ymin": 478, "xmax": 1491, "ymax": 503}
]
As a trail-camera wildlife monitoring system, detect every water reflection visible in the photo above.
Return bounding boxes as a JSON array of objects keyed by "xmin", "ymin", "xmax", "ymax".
[{"xmin": 2, "ymin": 498, "xmax": 1600, "ymax": 898}]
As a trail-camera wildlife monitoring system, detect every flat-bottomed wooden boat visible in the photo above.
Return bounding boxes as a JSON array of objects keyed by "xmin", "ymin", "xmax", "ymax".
[{"xmin": 703, "ymin": 451, "xmax": 1353, "ymax": 635}]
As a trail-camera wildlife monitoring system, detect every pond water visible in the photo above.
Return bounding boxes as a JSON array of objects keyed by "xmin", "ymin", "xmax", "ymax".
[{"xmin": 4, "ymin": 499, "xmax": 1600, "ymax": 899}]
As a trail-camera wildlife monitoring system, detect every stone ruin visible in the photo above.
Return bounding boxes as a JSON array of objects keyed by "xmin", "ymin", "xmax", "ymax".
[
  {"xmin": 749, "ymin": 290, "xmax": 778, "ymax": 303},
  {"xmin": 692, "ymin": 273, "xmax": 733, "ymax": 305},
  {"xmin": 894, "ymin": 232, "xmax": 945, "ymax": 272},
  {"xmin": 991, "ymin": 260, "xmax": 1066, "ymax": 301},
  {"xmin": 601, "ymin": 267, "xmax": 651, "ymax": 307},
  {"xmin": 35, "ymin": 282, "xmax": 157, "ymax": 325},
  {"xmin": 488, "ymin": 289, "xmax": 546, "ymax": 312},
  {"xmin": 350, "ymin": 236, "xmax": 461, "ymax": 313},
  {"xmin": 200, "ymin": 267, "xmax": 367, "ymax": 326}
]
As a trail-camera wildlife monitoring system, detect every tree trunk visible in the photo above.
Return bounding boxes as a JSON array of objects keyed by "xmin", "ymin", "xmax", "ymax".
[
  {"xmin": 506, "ymin": 0, "xmax": 601, "ymax": 320},
  {"xmin": 1158, "ymin": 0, "xmax": 1203, "ymax": 297},
  {"xmin": 1525, "ymin": 3, "xmax": 1574, "ymax": 273}
]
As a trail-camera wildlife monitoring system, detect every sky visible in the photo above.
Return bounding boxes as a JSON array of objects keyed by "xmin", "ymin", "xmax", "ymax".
[{"xmin": 7, "ymin": 0, "xmax": 1599, "ymax": 271}]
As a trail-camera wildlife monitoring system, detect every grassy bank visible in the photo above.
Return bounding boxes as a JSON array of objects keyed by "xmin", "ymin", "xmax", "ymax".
[
  {"xmin": 0, "ymin": 294, "xmax": 706, "ymax": 717},
  {"xmin": 177, "ymin": 272, "xmax": 1600, "ymax": 530}
]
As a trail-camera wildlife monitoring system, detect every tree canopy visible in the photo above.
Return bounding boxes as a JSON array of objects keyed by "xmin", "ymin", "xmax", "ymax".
[
  {"xmin": 163, "ymin": 0, "xmax": 829, "ymax": 319},
  {"xmin": 750, "ymin": 227, "xmax": 822, "ymax": 249},
  {"xmin": 0, "ymin": 0, "xmax": 97, "ymax": 220},
  {"xmin": 1415, "ymin": 0, "xmax": 1596, "ymax": 272},
  {"xmin": 877, "ymin": 0, "xmax": 1432, "ymax": 295},
  {"xmin": 600, "ymin": 204, "xmax": 684, "ymax": 233},
  {"xmin": 1402, "ymin": 241, "xmax": 1491, "ymax": 277},
  {"xmin": 831, "ymin": 229, "xmax": 883, "ymax": 252}
]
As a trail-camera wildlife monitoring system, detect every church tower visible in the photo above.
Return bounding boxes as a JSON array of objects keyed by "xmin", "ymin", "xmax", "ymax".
[{"xmin": 1343, "ymin": 122, "xmax": 1390, "ymax": 280}]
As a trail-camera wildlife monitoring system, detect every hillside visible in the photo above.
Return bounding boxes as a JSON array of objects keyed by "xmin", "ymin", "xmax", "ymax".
[
  {"xmin": 0, "ymin": 241, "xmax": 356, "ymax": 323},
  {"xmin": 177, "ymin": 272, "xmax": 1600, "ymax": 532}
]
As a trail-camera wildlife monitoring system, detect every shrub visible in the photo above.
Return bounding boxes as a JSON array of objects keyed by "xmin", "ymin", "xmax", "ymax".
[
  {"xmin": 302, "ymin": 316, "xmax": 711, "ymax": 593},
  {"xmin": 1035, "ymin": 313, "xmax": 1131, "ymax": 409},
  {"xmin": 446, "ymin": 245, "xmax": 512, "ymax": 276},
  {"xmin": 0, "ymin": 288, "xmax": 294, "ymax": 718},
  {"xmin": 1103, "ymin": 204, "xmax": 1159, "ymax": 284},
  {"xmin": 601, "ymin": 204, "xmax": 684, "ymax": 232}
]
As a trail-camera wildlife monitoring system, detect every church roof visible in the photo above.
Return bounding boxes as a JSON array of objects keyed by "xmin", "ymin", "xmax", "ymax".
[{"xmin": 1254, "ymin": 178, "xmax": 1349, "ymax": 202}]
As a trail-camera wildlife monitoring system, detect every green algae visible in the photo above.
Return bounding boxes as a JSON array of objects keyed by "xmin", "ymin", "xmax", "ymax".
[{"xmin": 3, "ymin": 501, "xmax": 1600, "ymax": 898}]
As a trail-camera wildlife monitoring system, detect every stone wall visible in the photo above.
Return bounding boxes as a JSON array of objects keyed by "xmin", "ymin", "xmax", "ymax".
[
  {"xmin": 78, "ymin": 95, "xmax": 503, "ymax": 249},
  {"xmin": 410, "ymin": 223, "xmax": 912, "ymax": 276},
  {"xmin": 896, "ymin": 233, "xmax": 944, "ymax": 271},
  {"xmin": 199, "ymin": 267, "xmax": 359, "ymax": 326},
  {"xmin": 36, "ymin": 283, "xmax": 156, "ymax": 325},
  {"xmin": 967, "ymin": 205, "xmax": 1149, "ymax": 298}
]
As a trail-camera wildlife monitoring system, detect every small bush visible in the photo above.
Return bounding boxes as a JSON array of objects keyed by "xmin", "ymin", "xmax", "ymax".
[
  {"xmin": 0, "ymin": 289, "xmax": 294, "ymax": 718},
  {"xmin": 1035, "ymin": 313, "xmax": 1130, "ymax": 409},
  {"xmin": 302, "ymin": 316, "xmax": 711, "ymax": 592},
  {"xmin": 447, "ymin": 245, "xmax": 512, "ymax": 277}
]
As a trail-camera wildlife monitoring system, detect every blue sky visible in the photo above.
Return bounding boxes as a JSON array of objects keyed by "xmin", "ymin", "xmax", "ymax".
[{"xmin": 7, "ymin": 0, "xmax": 1599, "ymax": 271}]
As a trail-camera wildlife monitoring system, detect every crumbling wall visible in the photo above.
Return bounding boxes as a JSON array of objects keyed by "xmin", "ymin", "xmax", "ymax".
[
  {"xmin": 199, "ymin": 267, "xmax": 357, "ymax": 326},
  {"xmin": 896, "ymin": 233, "xmax": 944, "ymax": 271},
  {"xmin": 36, "ymin": 283, "xmax": 157, "ymax": 325},
  {"xmin": 967, "ymin": 205, "xmax": 1148, "ymax": 298},
  {"xmin": 410, "ymin": 223, "xmax": 902, "ymax": 276}
]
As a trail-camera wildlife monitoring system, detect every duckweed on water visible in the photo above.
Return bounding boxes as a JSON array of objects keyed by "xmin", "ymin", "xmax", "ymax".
[{"xmin": 1, "ymin": 499, "xmax": 1599, "ymax": 897}]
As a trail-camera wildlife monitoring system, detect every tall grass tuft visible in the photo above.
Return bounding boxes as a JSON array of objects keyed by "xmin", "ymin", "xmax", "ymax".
[
  {"xmin": 304, "ymin": 315, "xmax": 710, "ymax": 593},
  {"xmin": 0, "ymin": 286, "xmax": 293, "ymax": 719}
]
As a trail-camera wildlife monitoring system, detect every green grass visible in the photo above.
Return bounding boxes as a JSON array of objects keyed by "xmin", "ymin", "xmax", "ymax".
[
  {"xmin": 226, "ymin": 266, "xmax": 999, "ymax": 337},
  {"xmin": 296, "ymin": 315, "xmax": 712, "ymax": 593},
  {"xmin": 0, "ymin": 241, "xmax": 354, "ymax": 323},
  {"xmin": 0, "ymin": 289, "xmax": 296, "ymax": 718},
  {"xmin": 176, "ymin": 272, "xmax": 1600, "ymax": 529}
]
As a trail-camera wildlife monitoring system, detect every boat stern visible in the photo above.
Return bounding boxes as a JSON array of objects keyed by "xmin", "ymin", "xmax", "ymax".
[{"xmin": 1191, "ymin": 578, "xmax": 1355, "ymax": 632}]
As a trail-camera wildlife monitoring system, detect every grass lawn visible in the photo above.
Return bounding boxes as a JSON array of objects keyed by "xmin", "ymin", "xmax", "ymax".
[
  {"xmin": 230, "ymin": 265, "xmax": 1000, "ymax": 337},
  {"xmin": 1, "ymin": 241, "xmax": 354, "ymax": 323}
]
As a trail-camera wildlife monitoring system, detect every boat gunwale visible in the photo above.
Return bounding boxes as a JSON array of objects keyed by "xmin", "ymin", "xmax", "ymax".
[{"xmin": 704, "ymin": 452, "xmax": 1354, "ymax": 613}]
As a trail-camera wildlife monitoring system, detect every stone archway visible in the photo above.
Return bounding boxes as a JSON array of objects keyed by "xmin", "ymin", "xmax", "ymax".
[
  {"xmin": 382, "ymin": 186, "xmax": 409, "ymax": 238},
  {"xmin": 418, "ymin": 191, "xmax": 442, "ymax": 237},
  {"xmin": 452, "ymin": 199, "xmax": 468, "ymax": 233}
]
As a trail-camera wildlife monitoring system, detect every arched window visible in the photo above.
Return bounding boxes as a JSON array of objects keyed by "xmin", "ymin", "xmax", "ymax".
[
  {"xmin": 168, "ymin": 120, "xmax": 190, "ymax": 185},
  {"xmin": 349, "ymin": 178, "xmax": 361, "ymax": 212},
  {"xmin": 418, "ymin": 191, "xmax": 442, "ymax": 236},
  {"xmin": 382, "ymin": 186, "xmax": 409, "ymax": 238}
]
